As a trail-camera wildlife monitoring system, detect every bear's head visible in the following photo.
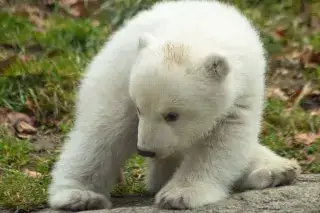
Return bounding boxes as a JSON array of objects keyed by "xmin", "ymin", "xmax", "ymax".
[{"xmin": 129, "ymin": 33, "xmax": 236, "ymax": 159}]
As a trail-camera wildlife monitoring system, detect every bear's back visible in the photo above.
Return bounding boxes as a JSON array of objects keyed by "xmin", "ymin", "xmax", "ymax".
[
  {"xmin": 121, "ymin": 1, "xmax": 262, "ymax": 52},
  {"xmin": 86, "ymin": 0, "xmax": 265, "ymax": 93}
]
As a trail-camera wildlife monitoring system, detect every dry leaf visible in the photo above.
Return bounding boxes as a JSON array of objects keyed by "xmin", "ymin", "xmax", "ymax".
[
  {"xmin": 306, "ymin": 155, "xmax": 316, "ymax": 164},
  {"xmin": 287, "ymin": 81, "xmax": 313, "ymax": 109},
  {"xmin": 91, "ymin": 19, "xmax": 100, "ymax": 27},
  {"xmin": 57, "ymin": 0, "xmax": 100, "ymax": 17},
  {"xmin": 309, "ymin": 51, "xmax": 320, "ymax": 64},
  {"xmin": 60, "ymin": 0, "xmax": 79, "ymax": 5},
  {"xmin": 7, "ymin": 111, "xmax": 35, "ymax": 126},
  {"xmin": 294, "ymin": 132, "xmax": 320, "ymax": 145},
  {"xmin": 267, "ymin": 87, "xmax": 289, "ymax": 101},
  {"xmin": 25, "ymin": 99, "xmax": 35, "ymax": 113},
  {"xmin": 15, "ymin": 121, "xmax": 37, "ymax": 134},
  {"xmin": 299, "ymin": 47, "xmax": 320, "ymax": 68},
  {"xmin": 29, "ymin": 15, "xmax": 46, "ymax": 32},
  {"xmin": 275, "ymin": 25, "xmax": 286, "ymax": 38},
  {"xmin": 0, "ymin": 107, "xmax": 37, "ymax": 140},
  {"xmin": 0, "ymin": 107, "xmax": 12, "ymax": 124},
  {"xmin": 310, "ymin": 109, "xmax": 320, "ymax": 116},
  {"xmin": 300, "ymin": 155, "xmax": 316, "ymax": 166},
  {"xmin": 19, "ymin": 54, "xmax": 35, "ymax": 62},
  {"xmin": 10, "ymin": 4, "xmax": 47, "ymax": 32},
  {"xmin": 310, "ymin": 16, "xmax": 320, "ymax": 32},
  {"xmin": 68, "ymin": 3, "xmax": 85, "ymax": 17},
  {"xmin": 23, "ymin": 168, "xmax": 42, "ymax": 178}
]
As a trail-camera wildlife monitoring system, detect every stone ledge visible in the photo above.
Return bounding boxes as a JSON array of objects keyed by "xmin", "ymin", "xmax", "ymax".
[{"xmin": 27, "ymin": 174, "xmax": 320, "ymax": 213}]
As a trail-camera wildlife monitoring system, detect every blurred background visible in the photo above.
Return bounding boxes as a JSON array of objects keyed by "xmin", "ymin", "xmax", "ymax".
[{"xmin": 0, "ymin": 0, "xmax": 319, "ymax": 211}]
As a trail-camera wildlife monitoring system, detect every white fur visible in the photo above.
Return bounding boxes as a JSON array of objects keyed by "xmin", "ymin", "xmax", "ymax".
[{"xmin": 48, "ymin": 0, "xmax": 301, "ymax": 210}]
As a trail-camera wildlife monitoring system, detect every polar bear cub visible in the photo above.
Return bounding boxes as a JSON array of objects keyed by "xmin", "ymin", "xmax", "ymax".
[{"xmin": 48, "ymin": 0, "xmax": 301, "ymax": 210}]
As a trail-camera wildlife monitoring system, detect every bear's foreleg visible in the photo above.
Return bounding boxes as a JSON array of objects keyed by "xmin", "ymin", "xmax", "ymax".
[
  {"xmin": 48, "ymin": 66, "xmax": 138, "ymax": 211},
  {"xmin": 155, "ymin": 121, "xmax": 255, "ymax": 209},
  {"xmin": 146, "ymin": 155, "xmax": 181, "ymax": 194}
]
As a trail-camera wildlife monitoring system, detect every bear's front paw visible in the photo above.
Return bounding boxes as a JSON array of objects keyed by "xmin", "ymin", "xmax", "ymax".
[
  {"xmin": 155, "ymin": 184, "xmax": 227, "ymax": 210},
  {"xmin": 247, "ymin": 158, "xmax": 301, "ymax": 189},
  {"xmin": 49, "ymin": 189, "xmax": 112, "ymax": 211}
]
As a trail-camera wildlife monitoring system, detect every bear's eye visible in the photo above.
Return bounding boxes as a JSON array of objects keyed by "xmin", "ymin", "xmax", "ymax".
[{"xmin": 163, "ymin": 112, "xmax": 179, "ymax": 122}]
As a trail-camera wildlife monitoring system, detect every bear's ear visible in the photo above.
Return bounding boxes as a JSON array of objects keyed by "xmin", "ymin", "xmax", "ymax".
[
  {"xmin": 138, "ymin": 32, "xmax": 157, "ymax": 50},
  {"xmin": 202, "ymin": 54, "xmax": 230, "ymax": 80}
]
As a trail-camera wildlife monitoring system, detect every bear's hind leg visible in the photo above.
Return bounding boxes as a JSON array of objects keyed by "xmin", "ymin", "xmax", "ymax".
[{"xmin": 235, "ymin": 144, "xmax": 301, "ymax": 191}]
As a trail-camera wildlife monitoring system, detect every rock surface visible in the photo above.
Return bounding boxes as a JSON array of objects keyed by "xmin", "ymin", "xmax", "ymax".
[{"xmin": 22, "ymin": 174, "xmax": 320, "ymax": 213}]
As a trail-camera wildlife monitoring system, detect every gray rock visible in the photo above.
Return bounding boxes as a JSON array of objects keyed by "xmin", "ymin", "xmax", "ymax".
[{"xmin": 38, "ymin": 174, "xmax": 320, "ymax": 213}]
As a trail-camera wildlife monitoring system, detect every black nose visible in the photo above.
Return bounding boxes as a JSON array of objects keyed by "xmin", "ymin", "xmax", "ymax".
[{"xmin": 137, "ymin": 149, "xmax": 156, "ymax": 158}]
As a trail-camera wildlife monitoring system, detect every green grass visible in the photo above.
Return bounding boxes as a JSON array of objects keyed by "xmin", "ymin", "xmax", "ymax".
[
  {"xmin": 0, "ymin": 11, "xmax": 108, "ymax": 124},
  {"xmin": 0, "ymin": 127, "xmax": 54, "ymax": 210},
  {"xmin": 262, "ymin": 99, "xmax": 320, "ymax": 173},
  {"xmin": 0, "ymin": 0, "xmax": 319, "ymax": 211}
]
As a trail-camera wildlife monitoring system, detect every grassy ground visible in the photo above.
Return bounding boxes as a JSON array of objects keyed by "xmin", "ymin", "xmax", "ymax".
[{"xmin": 0, "ymin": 0, "xmax": 320, "ymax": 211}]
